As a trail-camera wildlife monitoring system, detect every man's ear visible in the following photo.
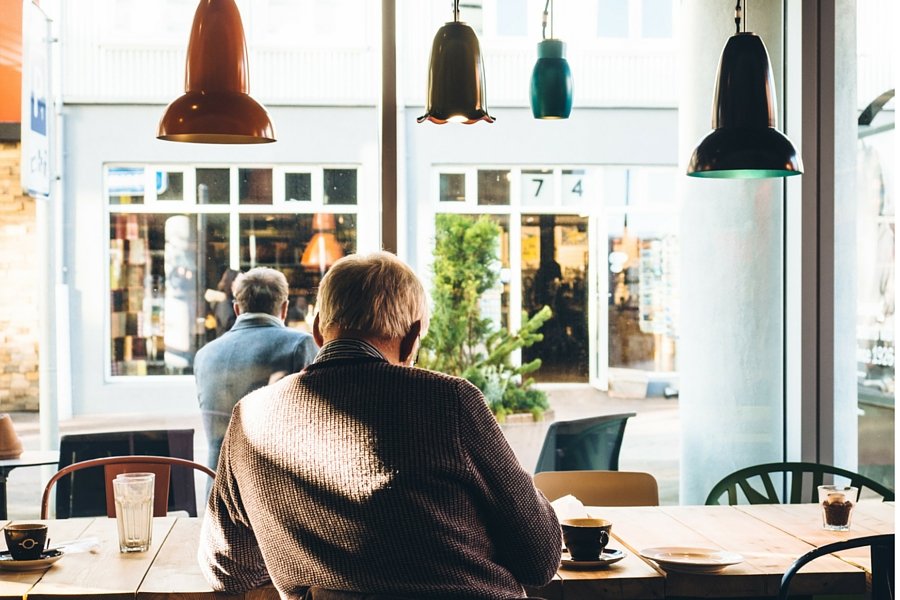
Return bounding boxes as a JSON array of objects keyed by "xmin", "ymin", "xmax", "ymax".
[
  {"xmin": 233, "ymin": 302, "xmax": 242, "ymax": 317},
  {"xmin": 399, "ymin": 320, "xmax": 422, "ymax": 365},
  {"xmin": 279, "ymin": 300, "xmax": 289, "ymax": 322},
  {"xmin": 313, "ymin": 314, "xmax": 324, "ymax": 347}
]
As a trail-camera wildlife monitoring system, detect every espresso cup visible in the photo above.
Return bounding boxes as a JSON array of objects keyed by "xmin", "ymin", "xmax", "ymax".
[
  {"xmin": 561, "ymin": 518, "xmax": 612, "ymax": 561},
  {"xmin": 4, "ymin": 523, "xmax": 48, "ymax": 561}
]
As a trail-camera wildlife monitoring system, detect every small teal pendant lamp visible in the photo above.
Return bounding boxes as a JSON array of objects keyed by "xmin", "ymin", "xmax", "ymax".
[
  {"xmin": 530, "ymin": 0, "xmax": 572, "ymax": 119},
  {"xmin": 687, "ymin": 0, "xmax": 802, "ymax": 178},
  {"xmin": 418, "ymin": 0, "xmax": 494, "ymax": 124}
]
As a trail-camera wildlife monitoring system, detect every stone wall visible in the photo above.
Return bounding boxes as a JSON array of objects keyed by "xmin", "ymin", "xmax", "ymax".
[{"xmin": 0, "ymin": 141, "xmax": 39, "ymax": 411}]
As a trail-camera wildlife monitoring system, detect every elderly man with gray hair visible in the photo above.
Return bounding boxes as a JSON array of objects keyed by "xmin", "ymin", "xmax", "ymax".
[
  {"xmin": 199, "ymin": 252, "xmax": 562, "ymax": 600},
  {"xmin": 194, "ymin": 266, "xmax": 318, "ymax": 472}
]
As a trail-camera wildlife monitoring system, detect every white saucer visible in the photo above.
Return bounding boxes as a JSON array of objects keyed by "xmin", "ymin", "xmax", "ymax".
[
  {"xmin": 0, "ymin": 549, "xmax": 64, "ymax": 571},
  {"xmin": 640, "ymin": 546, "xmax": 743, "ymax": 574},
  {"xmin": 561, "ymin": 547, "xmax": 626, "ymax": 569}
]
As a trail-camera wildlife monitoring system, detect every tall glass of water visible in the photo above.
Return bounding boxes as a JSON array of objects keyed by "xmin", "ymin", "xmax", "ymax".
[{"xmin": 113, "ymin": 472, "xmax": 155, "ymax": 552}]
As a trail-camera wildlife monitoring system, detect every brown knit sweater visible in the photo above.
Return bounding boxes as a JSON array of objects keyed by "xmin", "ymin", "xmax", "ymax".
[{"xmin": 198, "ymin": 352, "xmax": 562, "ymax": 600}]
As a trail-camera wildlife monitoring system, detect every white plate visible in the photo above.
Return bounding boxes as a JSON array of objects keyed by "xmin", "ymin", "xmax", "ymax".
[
  {"xmin": 640, "ymin": 546, "xmax": 743, "ymax": 574},
  {"xmin": 0, "ymin": 549, "xmax": 64, "ymax": 571},
  {"xmin": 560, "ymin": 547, "xmax": 626, "ymax": 569}
]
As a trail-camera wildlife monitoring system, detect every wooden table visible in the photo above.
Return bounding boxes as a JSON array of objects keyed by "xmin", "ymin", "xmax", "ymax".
[{"xmin": 0, "ymin": 502, "xmax": 891, "ymax": 599}]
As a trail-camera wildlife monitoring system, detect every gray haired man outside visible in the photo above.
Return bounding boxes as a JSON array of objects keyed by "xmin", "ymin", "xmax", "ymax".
[{"xmin": 194, "ymin": 267, "xmax": 318, "ymax": 471}]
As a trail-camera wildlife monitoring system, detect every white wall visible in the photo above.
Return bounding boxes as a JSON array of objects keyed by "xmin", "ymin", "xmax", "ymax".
[{"xmin": 62, "ymin": 104, "xmax": 379, "ymax": 415}]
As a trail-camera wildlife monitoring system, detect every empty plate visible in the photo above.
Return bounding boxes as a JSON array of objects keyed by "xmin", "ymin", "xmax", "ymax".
[
  {"xmin": 0, "ymin": 549, "xmax": 64, "ymax": 571},
  {"xmin": 640, "ymin": 546, "xmax": 743, "ymax": 574},
  {"xmin": 560, "ymin": 547, "xmax": 626, "ymax": 569}
]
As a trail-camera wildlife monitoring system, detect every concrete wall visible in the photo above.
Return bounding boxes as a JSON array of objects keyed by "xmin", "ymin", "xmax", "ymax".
[{"xmin": 0, "ymin": 141, "xmax": 40, "ymax": 411}]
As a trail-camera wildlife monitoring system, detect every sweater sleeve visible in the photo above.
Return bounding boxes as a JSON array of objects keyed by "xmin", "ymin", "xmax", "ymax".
[
  {"xmin": 455, "ymin": 380, "xmax": 562, "ymax": 586},
  {"xmin": 197, "ymin": 411, "xmax": 272, "ymax": 593}
]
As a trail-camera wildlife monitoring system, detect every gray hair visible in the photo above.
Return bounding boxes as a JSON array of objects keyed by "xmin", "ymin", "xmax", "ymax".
[
  {"xmin": 233, "ymin": 267, "xmax": 289, "ymax": 316},
  {"xmin": 317, "ymin": 252, "xmax": 428, "ymax": 340}
]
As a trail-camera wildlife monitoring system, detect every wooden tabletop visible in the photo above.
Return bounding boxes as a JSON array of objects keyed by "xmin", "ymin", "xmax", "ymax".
[{"xmin": 0, "ymin": 502, "xmax": 892, "ymax": 599}]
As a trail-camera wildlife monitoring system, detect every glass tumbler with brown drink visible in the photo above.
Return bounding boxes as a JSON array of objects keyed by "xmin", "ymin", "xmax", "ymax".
[{"xmin": 817, "ymin": 485, "xmax": 858, "ymax": 531}]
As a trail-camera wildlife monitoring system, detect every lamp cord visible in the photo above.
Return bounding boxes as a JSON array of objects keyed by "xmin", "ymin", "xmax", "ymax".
[
  {"xmin": 541, "ymin": 0, "xmax": 552, "ymax": 40},
  {"xmin": 454, "ymin": 0, "xmax": 459, "ymax": 22},
  {"xmin": 734, "ymin": 0, "xmax": 742, "ymax": 34}
]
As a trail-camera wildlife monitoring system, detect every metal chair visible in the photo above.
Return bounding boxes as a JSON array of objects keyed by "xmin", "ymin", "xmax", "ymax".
[
  {"xmin": 779, "ymin": 534, "xmax": 894, "ymax": 600},
  {"xmin": 41, "ymin": 455, "xmax": 214, "ymax": 519},
  {"xmin": 54, "ymin": 429, "xmax": 204, "ymax": 517},
  {"xmin": 705, "ymin": 462, "xmax": 895, "ymax": 505},
  {"xmin": 533, "ymin": 413, "xmax": 635, "ymax": 474},
  {"xmin": 533, "ymin": 470, "xmax": 659, "ymax": 506}
]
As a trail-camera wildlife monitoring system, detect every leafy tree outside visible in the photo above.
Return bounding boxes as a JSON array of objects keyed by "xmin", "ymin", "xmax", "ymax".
[{"xmin": 419, "ymin": 214, "xmax": 552, "ymax": 421}]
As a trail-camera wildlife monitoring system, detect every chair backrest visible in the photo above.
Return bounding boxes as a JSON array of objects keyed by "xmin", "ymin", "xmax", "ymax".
[
  {"xmin": 41, "ymin": 455, "xmax": 215, "ymax": 519},
  {"xmin": 778, "ymin": 534, "xmax": 894, "ymax": 600},
  {"xmin": 705, "ymin": 462, "xmax": 895, "ymax": 505},
  {"xmin": 534, "ymin": 413, "xmax": 635, "ymax": 474},
  {"xmin": 55, "ymin": 430, "xmax": 201, "ymax": 517},
  {"xmin": 534, "ymin": 470, "xmax": 659, "ymax": 506}
]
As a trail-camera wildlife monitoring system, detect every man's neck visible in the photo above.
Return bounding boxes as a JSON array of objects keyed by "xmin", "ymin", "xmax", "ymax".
[{"xmin": 324, "ymin": 334, "xmax": 401, "ymax": 365}]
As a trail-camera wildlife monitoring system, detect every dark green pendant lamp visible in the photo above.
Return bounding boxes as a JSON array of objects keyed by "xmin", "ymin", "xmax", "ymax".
[
  {"xmin": 687, "ymin": 0, "xmax": 802, "ymax": 178},
  {"xmin": 418, "ymin": 0, "xmax": 494, "ymax": 124},
  {"xmin": 530, "ymin": 0, "xmax": 572, "ymax": 119}
]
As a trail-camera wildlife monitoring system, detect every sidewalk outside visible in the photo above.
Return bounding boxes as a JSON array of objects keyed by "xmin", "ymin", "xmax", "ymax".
[{"xmin": 4, "ymin": 385, "xmax": 679, "ymax": 519}]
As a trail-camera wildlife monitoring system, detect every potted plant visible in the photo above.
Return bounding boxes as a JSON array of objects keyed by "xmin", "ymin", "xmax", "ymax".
[{"xmin": 419, "ymin": 214, "xmax": 552, "ymax": 422}]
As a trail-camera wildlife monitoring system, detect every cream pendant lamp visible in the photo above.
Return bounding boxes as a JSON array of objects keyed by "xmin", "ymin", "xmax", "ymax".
[
  {"xmin": 530, "ymin": 0, "xmax": 572, "ymax": 119},
  {"xmin": 157, "ymin": 0, "xmax": 275, "ymax": 144},
  {"xmin": 418, "ymin": 0, "xmax": 494, "ymax": 124},
  {"xmin": 687, "ymin": 0, "xmax": 802, "ymax": 178}
]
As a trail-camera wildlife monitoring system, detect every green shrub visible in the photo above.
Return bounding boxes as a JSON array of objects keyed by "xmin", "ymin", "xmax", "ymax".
[{"xmin": 419, "ymin": 214, "xmax": 551, "ymax": 419}]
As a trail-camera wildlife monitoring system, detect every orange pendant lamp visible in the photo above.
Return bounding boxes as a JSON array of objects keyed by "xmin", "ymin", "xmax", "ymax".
[
  {"xmin": 157, "ymin": 0, "xmax": 275, "ymax": 144},
  {"xmin": 301, "ymin": 214, "xmax": 344, "ymax": 275}
]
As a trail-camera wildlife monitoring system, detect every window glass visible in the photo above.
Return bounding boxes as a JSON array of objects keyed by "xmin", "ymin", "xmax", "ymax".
[
  {"xmin": 156, "ymin": 171, "xmax": 184, "ymax": 202},
  {"xmin": 477, "ymin": 170, "xmax": 511, "ymax": 205},
  {"xmin": 439, "ymin": 173, "xmax": 466, "ymax": 202},
  {"xmin": 497, "ymin": 0, "xmax": 527, "ymax": 36},
  {"xmin": 239, "ymin": 168, "xmax": 273, "ymax": 205},
  {"xmin": 522, "ymin": 169, "xmax": 553, "ymax": 206},
  {"xmin": 460, "ymin": 2, "xmax": 484, "ymax": 35},
  {"xmin": 324, "ymin": 169, "xmax": 358, "ymax": 205},
  {"xmin": 597, "ymin": 0, "xmax": 628, "ymax": 38},
  {"xmin": 285, "ymin": 173, "xmax": 312, "ymax": 203},
  {"xmin": 239, "ymin": 213, "xmax": 358, "ymax": 331},
  {"xmin": 641, "ymin": 0, "xmax": 672, "ymax": 38},
  {"xmin": 854, "ymin": 4, "xmax": 894, "ymax": 490},
  {"xmin": 107, "ymin": 166, "xmax": 145, "ymax": 205},
  {"xmin": 197, "ymin": 169, "xmax": 230, "ymax": 205},
  {"xmin": 109, "ymin": 212, "xmax": 230, "ymax": 376},
  {"xmin": 522, "ymin": 214, "xmax": 590, "ymax": 381},
  {"xmin": 561, "ymin": 169, "xmax": 588, "ymax": 206}
]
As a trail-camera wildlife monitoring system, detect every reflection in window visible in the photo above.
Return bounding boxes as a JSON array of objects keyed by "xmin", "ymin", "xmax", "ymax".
[
  {"xmin": 197, "ymin": 169, "xmax": 229, "ymax": 205},
  {"xmin": 239, "ymin": 168, "xmax": 273, "ymax": 205},
  {"xmin": 641, "ymin": 0, "xmax": 672, "ymax": 38},
  {"xmin": 107, "ymin": 166, "xmax": 145, "ymax": 205},
  {"xmin": 597, "ymin": 0, "xmax": 628, "ymax": 38},
  {"xmin": 109, "ymin": 213, "xmax": 229, "ymax": 376},
  {"xmin": 478, "ymin": 170, "xmax": 511, "ymax": 205},
  {"xmin": 440, "ymin": 173, "xmax": 466, "ymax": 202},
  {"xmin": 156, "ymin": 171, "xmax": 184, "ymax": 201},
  {"xmin": 324, "ymin": 169, "xmax": 358, "ymax": 204}
]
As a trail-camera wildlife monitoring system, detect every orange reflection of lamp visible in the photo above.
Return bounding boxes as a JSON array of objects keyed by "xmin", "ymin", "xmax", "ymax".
[{"xmin": 301, "ymin": 214, "xmax": 344, "ymax": 275}]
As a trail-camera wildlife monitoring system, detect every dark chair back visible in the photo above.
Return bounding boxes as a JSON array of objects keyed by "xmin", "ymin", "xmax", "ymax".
[
  {"xmin": 55, "ymin": 429, "xmax": 199, "ymax": 517},
  {"xmin": 779, "ymin": 534, "xmax": 894, "ymax": 600},
  {"xmin": 534, "ymin": 413, "xmax": 635, "ymax": 474},
  {"xmin": 705, "ymin": 462, "xmax": 895, "ymax": 505}
]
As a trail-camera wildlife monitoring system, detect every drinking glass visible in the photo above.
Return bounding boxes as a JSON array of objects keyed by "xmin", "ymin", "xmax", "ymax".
[
  {"xmin": 817, "ymin": 484, "xmax": 858, "ymax": 531},
  {"xmin": 113, "ymin": 472, "xmax": 155, "ymax": 552}
]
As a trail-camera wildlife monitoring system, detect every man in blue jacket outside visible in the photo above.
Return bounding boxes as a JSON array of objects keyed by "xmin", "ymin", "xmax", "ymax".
[{"xmin": 194, "ymin": 267, "xmax": 318, "ymax": 471}]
